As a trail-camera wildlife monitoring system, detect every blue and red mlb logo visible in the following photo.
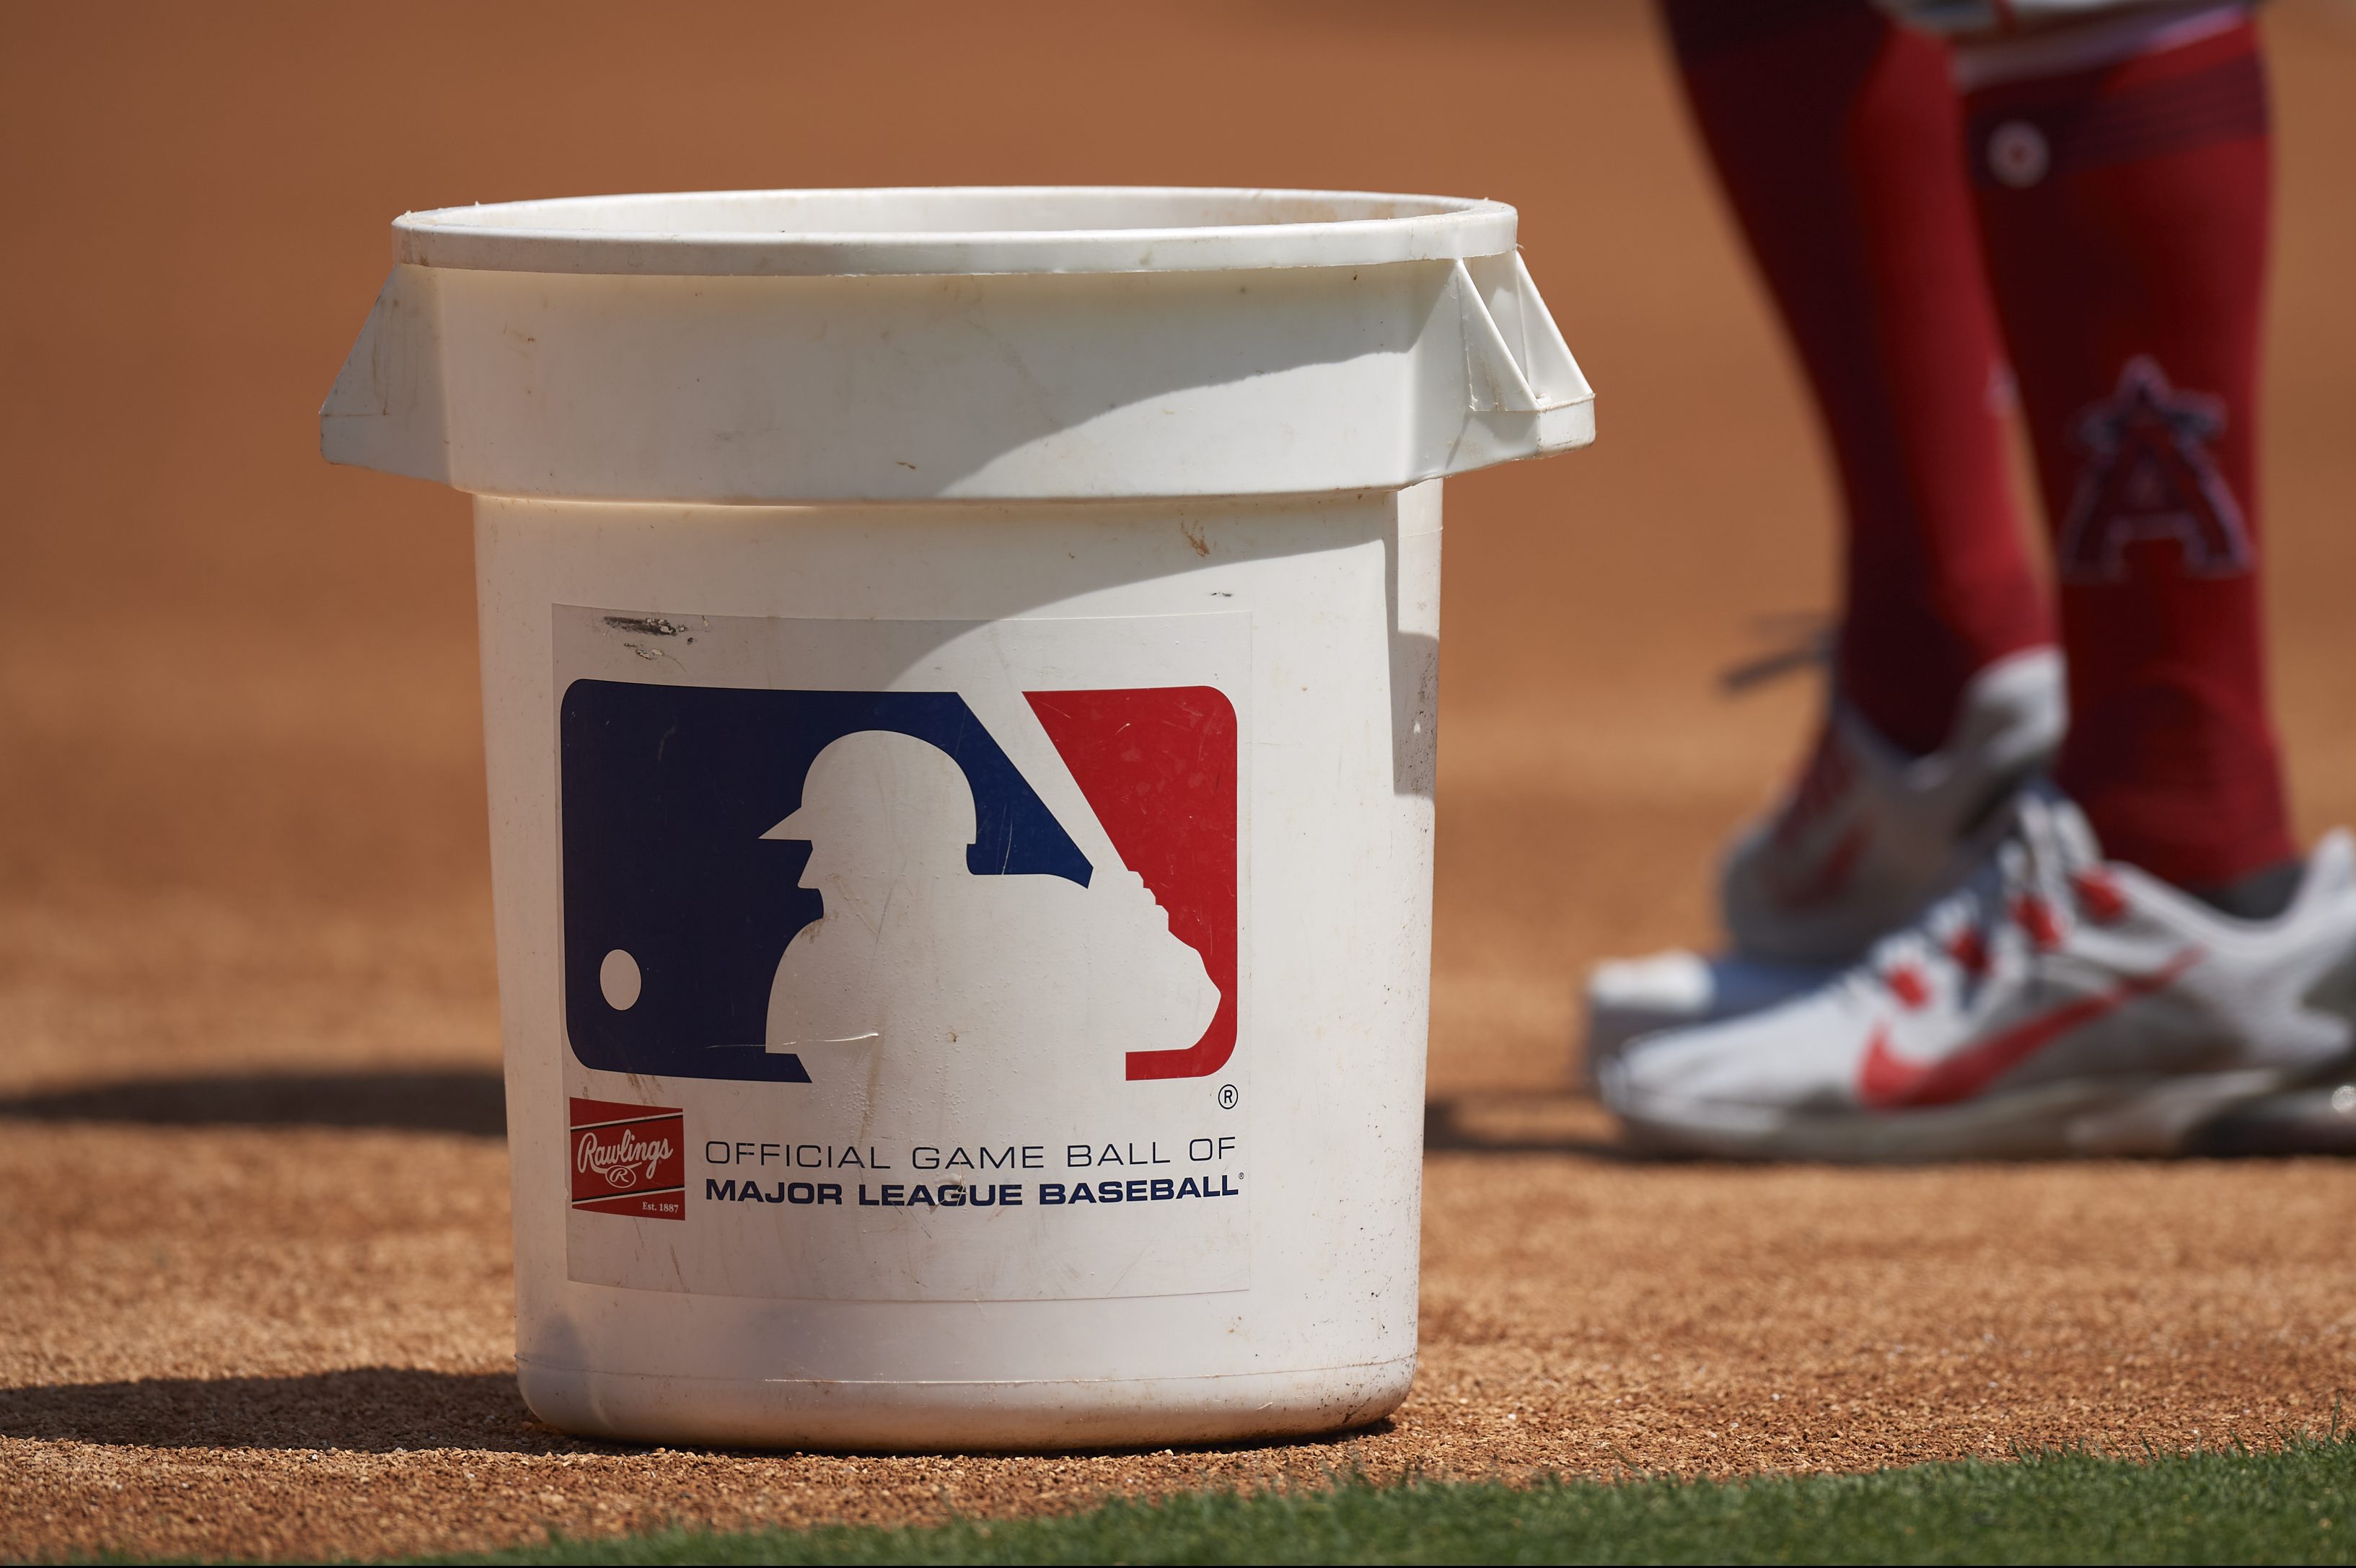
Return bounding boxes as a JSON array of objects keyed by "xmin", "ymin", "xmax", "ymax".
[{"xmin": 558, "ymin": 683, "xmax": 1236, "ymax": 1084}]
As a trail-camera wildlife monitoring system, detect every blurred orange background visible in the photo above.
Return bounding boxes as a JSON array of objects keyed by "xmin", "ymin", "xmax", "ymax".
[{"xmin": 4, "ymin": 1, "xmax": 2352, "ymax": 1101}]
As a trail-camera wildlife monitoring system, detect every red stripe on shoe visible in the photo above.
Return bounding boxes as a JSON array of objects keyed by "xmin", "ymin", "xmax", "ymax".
[{"xmin": 1858, "ymin": 946, "xmax": 2203, "ymax": 1110}]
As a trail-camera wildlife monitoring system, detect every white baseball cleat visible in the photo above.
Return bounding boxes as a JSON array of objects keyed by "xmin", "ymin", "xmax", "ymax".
[
  {"xmin": 1596, "ymin": 790, "xmax": 2356, "ymax": 1161},
  {"xmin": 1583, "ymin": 950, "xmax": 1834, "ymax": 1083},
  {"xmin": 1579, "ymin": 647, "xmax": 2063, "ymax": 1075},
  {"xmin": 1720, "ymin": 646, "xmax": 2066, "ymax": 967}
]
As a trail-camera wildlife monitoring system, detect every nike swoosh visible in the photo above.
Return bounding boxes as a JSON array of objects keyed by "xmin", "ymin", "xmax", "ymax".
[{"xmin": 1858, "ymin": 946, "xmax": 2204, "ymax": 1111}]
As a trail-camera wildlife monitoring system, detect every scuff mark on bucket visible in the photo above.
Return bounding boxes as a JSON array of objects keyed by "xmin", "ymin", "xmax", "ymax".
[{"xmin": 604, "ymin": 615, "xmax": 695, "ymax": 639}]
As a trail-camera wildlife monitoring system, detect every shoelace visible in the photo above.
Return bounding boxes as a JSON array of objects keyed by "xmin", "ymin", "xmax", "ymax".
[
  {"xmin": 1714, "ymin": 615, "xmax": 1863, "ymax": 863},
  {"xmin": 1718, "ymin": 616, "xmax": 1834, "ymax": 695},
  {"xmin": 1862, "ymin": 799, "xmax": 2129, "ymax": 1013},
  {"xmin": 1770, "ymin": 723, "xmax": 1860, "ymax": 852}
]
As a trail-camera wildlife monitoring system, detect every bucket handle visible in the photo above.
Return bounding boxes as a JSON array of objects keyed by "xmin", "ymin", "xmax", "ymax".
[
  {"xmin": 320, "ymin": 265, "xmax": 449, "ymax": 484},
  {"xmin": 1454, "ymin": 252, "xmax": 1592, "ymax": 415}
]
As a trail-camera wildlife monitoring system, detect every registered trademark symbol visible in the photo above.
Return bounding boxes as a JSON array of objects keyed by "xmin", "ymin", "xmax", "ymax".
[{"xmin": 1217, "ymin": 1084, "xmax": 1239, "ymax": 1110}]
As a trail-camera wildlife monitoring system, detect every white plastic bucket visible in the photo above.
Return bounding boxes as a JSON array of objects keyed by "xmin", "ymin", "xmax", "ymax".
[{"xmin": 322, "ymin": 188, "xmax": 1592, "ymax": 1450}]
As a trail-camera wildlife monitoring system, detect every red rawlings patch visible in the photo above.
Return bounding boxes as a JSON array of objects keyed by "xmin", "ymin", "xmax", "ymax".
[{"xmin": 568, "ymin": 1097, "xmax": 685, "ymax": 1220}]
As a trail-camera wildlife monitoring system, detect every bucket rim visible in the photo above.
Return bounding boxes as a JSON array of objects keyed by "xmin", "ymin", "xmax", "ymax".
[{"xmin": 391, "ymin": 185, "xmax": 1520, "ymax": 278}]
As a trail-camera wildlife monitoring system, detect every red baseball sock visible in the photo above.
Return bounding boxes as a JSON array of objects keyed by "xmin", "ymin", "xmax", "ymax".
[
  {"xmin": 1963, "ymin": 13, "xmax": 2295, "ymax": 893},
  {"xmin": 1663, "ymin": 0, "xmax": 2051, "ymax": 757}
]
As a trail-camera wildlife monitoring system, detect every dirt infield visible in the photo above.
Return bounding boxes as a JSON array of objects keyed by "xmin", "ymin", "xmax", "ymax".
[
  {"xmin": 6, "ymin": 1104, "xmax": 2353, "ymax": 1561},
  {"xmin": 6, "ymin": 2, "xmax": 2356, "ymax": 1561}
]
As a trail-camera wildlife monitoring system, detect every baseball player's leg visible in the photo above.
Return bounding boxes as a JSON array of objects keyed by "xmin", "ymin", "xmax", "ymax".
[
  {"xmin": 1598, "ymin": 4, "xmax": 2356, "ymax": 1158},
  {"xmin": 1961, "ymin": 4, "xmax": 2295, "ymax": 911},
  {"xmin": 1663, "ymin": 0, "xmax": 2052, "ymax": 759},
  {"xmin": 1584, "ymin": 1, "xmax": 2067, "ymax": 1063},
  {"xmin": 1658, "ymin": 0, "xmax": 2063, "ymax": 977}
]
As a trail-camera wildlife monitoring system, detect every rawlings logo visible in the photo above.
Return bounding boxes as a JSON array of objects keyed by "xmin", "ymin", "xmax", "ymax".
[
  {"xmin": 568, "ymin": 1097, "xmax": 686, "ymax": 1219},
  {"xmin": 576, "ymin": 1127, "xmax": 674, "ymax": 1189}
]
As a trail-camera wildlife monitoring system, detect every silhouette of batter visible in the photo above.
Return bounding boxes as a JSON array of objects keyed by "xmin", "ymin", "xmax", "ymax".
[{"xmin": 762, "ymin": 731, "xmax": 1219, "ymax": 1098}]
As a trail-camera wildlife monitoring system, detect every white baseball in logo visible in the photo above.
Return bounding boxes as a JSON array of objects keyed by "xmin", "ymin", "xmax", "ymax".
[{"xmin": 598, "ymin": 948, "xmax": 642, "ymax": 1010}]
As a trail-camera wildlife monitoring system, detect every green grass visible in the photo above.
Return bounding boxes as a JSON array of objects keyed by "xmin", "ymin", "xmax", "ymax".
[{"xmin": 416, "ymin": 1432, "xmax": 2356, "ymax": 1567}]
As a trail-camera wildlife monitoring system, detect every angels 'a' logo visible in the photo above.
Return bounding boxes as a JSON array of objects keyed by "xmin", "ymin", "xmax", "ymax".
[{"xmin": 2056, "ymin": 356, "xmax": 2251, "ymax": 583}]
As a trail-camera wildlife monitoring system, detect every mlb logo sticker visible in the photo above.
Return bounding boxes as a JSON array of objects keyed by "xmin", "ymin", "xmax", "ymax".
[
  {"xmin": 558, "ymin": 674, "xmax": 1237, "ymax": 1088},
  {"xmin": 569, "ymin": 1098, "xmax": 685, "ymax": 1220},
  {"xmin": 554, "ymin": 607, "xmax": 1252, "ymax": 1304}
]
